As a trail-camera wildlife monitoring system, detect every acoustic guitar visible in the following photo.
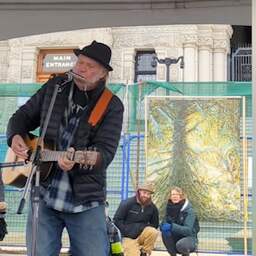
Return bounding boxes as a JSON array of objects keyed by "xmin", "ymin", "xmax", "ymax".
[{"xmin": 1, "ymin": 136, "xmax": 98, "ymax": 188}]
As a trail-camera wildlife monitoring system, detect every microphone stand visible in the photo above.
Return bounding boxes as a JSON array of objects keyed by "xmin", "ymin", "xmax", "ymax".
[{"xmin": 17, "ymin": 78, "xmax": 70, "ymax": 256}]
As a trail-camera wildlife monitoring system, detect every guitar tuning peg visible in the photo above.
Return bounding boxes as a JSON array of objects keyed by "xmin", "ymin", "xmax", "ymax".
[
  {"xmin": 79, "ymin": 163, "xmax": 83, "ymax": 169},
  {"xmin": 77, "ymin": 148, "xmax": 97, "ymax": 171},
  {"xmin": 87, "ymin": 146, "xmax": 97, "ymax": 152},
  {"xmin": 82, "ymin": 164, "xmax": 89, "ymax": 170},
  {"xmin": 26, "ymin": 149, "xmax": 33, "ymax": 162}
]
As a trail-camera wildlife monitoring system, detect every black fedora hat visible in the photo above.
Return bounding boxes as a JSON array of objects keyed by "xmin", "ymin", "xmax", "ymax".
[{"xmin": 73, "ymin": 40, "xmax": 113, "ymax": 71}]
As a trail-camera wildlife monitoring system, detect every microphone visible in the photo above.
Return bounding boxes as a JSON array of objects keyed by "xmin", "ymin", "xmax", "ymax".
[
  {"xmin": 53, "ymin": 71, "xmax": 73, "ymax": 92},
  {"xmin": 64, "ymin": 72, "xmax": 73, "ymax": 82},
  {"xmin": 53, "ymin": 69, "xmax": 87, "ymax": 85},
  {"xmin": 55, "ymin": 72, "xmax": 73, "ymax": 85}
]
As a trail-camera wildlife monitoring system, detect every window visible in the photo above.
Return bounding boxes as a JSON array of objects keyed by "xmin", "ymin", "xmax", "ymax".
[{"xmin": 134, "ymin": 51, "xmax": 156, "ymax": 82}]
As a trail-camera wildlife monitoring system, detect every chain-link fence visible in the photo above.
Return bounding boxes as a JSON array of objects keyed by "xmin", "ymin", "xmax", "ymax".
[{"xmin": 0, "ymin": 81, "xmax": 252, "ymax": 254}]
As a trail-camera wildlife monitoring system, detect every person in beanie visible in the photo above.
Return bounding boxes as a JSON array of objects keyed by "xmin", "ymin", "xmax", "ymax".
[
  {"xmin": 114, "ymin": 183, "xmax": 159, "ymax": 256},
  {"xmin": 160, "ymin": 187, "xmax": 200, "ymax": 256},
  {"xmin": 7, "ymin": 40, "xmax": 124, "ymax": 256}
]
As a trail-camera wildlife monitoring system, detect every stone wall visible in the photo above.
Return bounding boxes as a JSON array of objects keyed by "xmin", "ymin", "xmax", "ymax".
[{"xmin": 0, "ymin": 25, "xmax": 232, "ymax": 84}]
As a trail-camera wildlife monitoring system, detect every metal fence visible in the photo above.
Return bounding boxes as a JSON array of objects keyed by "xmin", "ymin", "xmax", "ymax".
[
  {"xmin": 0, "ymin": 132, "xmax": 252, "ymax": 254},
  {"xmin": 231, "ymin": 47, "xmax": 252, "ymax": 82}
]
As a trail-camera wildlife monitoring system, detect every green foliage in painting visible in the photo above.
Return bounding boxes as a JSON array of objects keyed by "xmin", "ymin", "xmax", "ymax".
[{"xmin": 146, "ymin": 97, "xmax": 241, "ymax": 222}]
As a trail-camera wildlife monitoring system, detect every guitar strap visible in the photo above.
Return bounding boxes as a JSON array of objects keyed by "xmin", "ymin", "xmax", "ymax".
[{"xmin": 88, "ymin": 88, "xmax": 113, "ymax": 127}]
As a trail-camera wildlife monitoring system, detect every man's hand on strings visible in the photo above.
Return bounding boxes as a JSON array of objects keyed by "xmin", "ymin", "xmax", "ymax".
[
  {"xmin": 11, "ymin": 135, "xmax": 29, "ymax": 159},
  {"xmin": 58, "ymin": 147, "xmax": 75, "ymax": 172}
]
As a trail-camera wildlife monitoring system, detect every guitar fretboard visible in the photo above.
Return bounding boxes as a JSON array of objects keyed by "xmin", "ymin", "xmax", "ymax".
[
  {"xmin": 38, "ymin": 150, "xmax": 97, "ymax": 166},
  {"xmin": 40, "ymin": 150, "xmax": 69, "ymax": 162}
]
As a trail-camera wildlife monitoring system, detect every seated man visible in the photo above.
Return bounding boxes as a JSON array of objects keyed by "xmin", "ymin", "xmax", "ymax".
[{"xmin": 114, "ymin": 183, "xmax": 159, "ymax": 256}]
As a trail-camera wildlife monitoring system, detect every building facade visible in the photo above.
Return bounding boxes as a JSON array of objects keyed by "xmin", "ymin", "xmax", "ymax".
[{"xmin": 0, "ymin": 25, "xmax": 232, "ymax": 84}]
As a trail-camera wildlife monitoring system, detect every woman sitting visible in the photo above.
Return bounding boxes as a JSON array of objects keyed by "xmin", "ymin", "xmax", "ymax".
[{"xmin": 160, "ymin": 186, "xmax": 199, "ymax": 256}]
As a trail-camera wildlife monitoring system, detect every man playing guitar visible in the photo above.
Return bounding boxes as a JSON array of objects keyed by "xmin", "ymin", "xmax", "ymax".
[{"xmin": 7, "ymin": 40, "xmax": 124, "ymax": 256}]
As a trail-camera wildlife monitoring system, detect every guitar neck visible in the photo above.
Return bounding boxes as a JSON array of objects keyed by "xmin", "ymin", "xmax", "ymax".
[
  {"xmin": 40, "ymin": 150, "xmax": 93, "ymax": 165},
  {"xmin": 37, "ymin": 149, "xmax": 97, "ymax": 167},
  {"xmin": 40, "ymin": 150, "xmax": 73, "ymax": 162}
]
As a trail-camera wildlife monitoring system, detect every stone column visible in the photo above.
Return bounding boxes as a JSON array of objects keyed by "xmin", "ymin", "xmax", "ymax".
[
  {"xmin": 212, "ymin": 25, "xmax": 233, "ymax": 81},
  {"xmin": 7, "ymin": 38, "xmax": 23, "ymax": 83},
  {"xmin": 154, "ymin": 48, "xmax": 168, "ymax": 95},
  {"xmin": 120, "ymin": 49, "xmax": 137, "ymax": 131},
  {"xmin": 213, "ymin": 43, "xmax": 226, "ymax": 81},
  {"xmin": 0, "ymin": 40, "xmax": 17, "ymax": 133},
  {"xmin": 154, "ymin": 48, "xmax": 168, "ymax": 82},
  {"xmin": 198, "ymin": 34, "xmax": 213, "ymax": 82},
  {"xmin": 0, "ymin": 41, "xmax": 9, "ymax": 83},
  {"xmin": 199, "ymin": 45, "xmax": 212, "ymax": 81},
  {"xmin": 122, "ymin": 49, "xmax": 135, "ymax": 84},
  {"xmin": 21, "ymin": 47, "xmax": 39, "ymax": 83},
  {"xmin": 182, "ymin": 34, "xmax": 198, "ymax": 82}
]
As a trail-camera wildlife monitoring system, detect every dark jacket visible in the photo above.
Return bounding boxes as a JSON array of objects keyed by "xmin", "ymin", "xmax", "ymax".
[
  {"xmin": 164, "ymin": 199, "xmax": 199, "ymax": 242},
  {"xmin": 113, "ymin": 196, "xmax": 159, "ymax": 239},
  {"xmin": 6, "ymin": 76, "xmax": 124, "ymax": 204}
]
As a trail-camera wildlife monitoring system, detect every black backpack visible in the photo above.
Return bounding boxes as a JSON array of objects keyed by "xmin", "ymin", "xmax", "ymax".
[{"xmin": 106, "ymin": 216, "xmax": 124, "ymax": 256}]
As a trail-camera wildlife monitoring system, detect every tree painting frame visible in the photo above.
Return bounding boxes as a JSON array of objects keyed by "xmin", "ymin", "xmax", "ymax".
[{"xmin": 145, "ymin": 96, "xmax": 246, "ymax": 222}]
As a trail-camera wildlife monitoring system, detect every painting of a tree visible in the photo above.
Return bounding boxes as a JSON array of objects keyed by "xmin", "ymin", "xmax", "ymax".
[{"xmin": 145, "ymin": 97, "xmax": 242, "ymax": 222}]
